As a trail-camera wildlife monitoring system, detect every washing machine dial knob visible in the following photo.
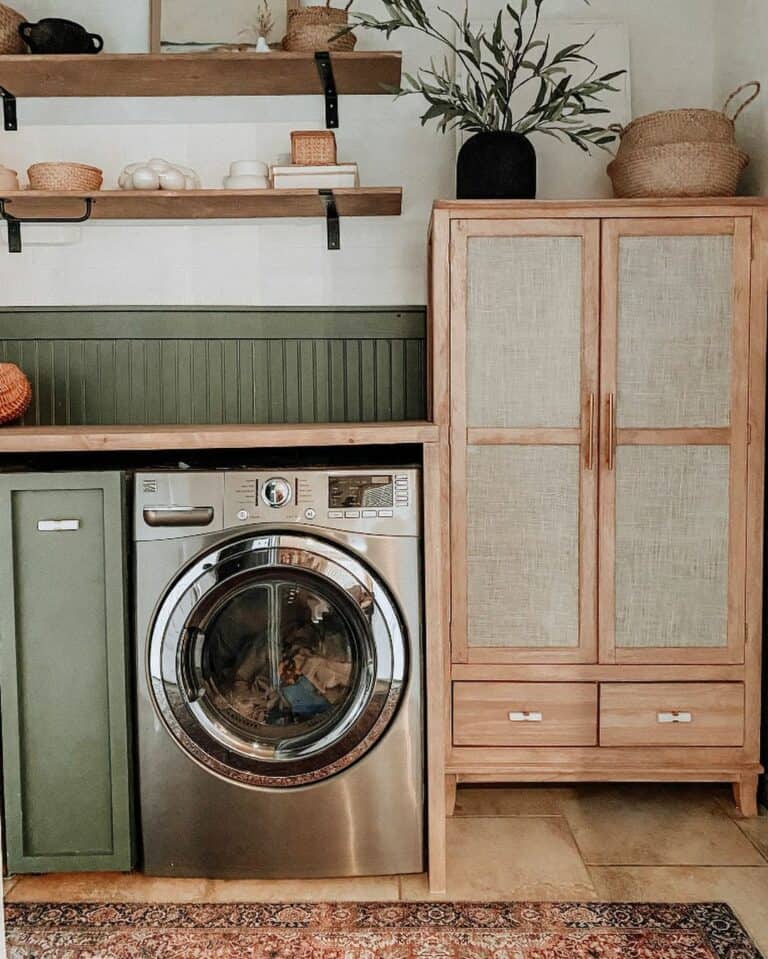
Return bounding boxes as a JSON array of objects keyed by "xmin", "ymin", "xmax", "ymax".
[{"xmin": 262, "ymin": 477, "xmax": 292, "ymax": 508}]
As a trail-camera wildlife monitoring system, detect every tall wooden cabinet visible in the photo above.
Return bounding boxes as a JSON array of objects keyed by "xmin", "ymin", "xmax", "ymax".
[
  {"xmin": 0, "ymin": 472, "xmax": 133, "ymax": 873},
  {"xmin": 430, "ymin": 200, "xmax": 767, "ymax": 820}
]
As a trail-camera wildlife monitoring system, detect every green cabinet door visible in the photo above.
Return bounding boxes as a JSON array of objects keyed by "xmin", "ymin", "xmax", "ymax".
[{"xmin": 0, "ymin": 472, "xmax": 133, "ymax": 873}]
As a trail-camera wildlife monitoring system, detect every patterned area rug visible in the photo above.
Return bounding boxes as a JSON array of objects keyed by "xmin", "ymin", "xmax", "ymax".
[{"xmin": 4, "ymin": 901, "xmax": 763, "ymax": 958}]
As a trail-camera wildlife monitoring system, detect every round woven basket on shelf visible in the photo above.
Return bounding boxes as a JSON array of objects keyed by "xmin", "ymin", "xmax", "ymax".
[
  {"xmin": 0, "ymin": 3, "xmax": 27, "ymax": 54},
  {"xmin": 283, "ymin": 0, "xmax": 356, "ymax": 52},
  {"xmin": 618, "ymin": 82, "xmax": 761, "ymax": 152},
  {"xmin": 27, "ymin": 162, "xmax": 104, "ymax": 191},
  {"xmin": 607, "ymin": 141, "xmax": 750, "ymax": 199},
  {"xmin": 0, "ymin": 363, "xmax": 32, "ymax": 425}
]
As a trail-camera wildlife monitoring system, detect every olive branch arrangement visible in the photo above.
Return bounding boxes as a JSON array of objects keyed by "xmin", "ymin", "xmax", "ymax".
[{"xmin": 345, "ymin": 0, "xmax": 626, "ymax": 152}]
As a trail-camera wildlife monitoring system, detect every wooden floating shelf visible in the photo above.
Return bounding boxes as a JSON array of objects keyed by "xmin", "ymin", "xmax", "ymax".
[
  {"xmin": 0, "ymin": 51, "xmax": 402, "ymax": 98},
  {"xmin": 0, "ymin": 188, "xmax": 402, "ymax": 220},
  {"xmin": 0, "ymin": 422, "xmax": 440, "ymax": 454}
]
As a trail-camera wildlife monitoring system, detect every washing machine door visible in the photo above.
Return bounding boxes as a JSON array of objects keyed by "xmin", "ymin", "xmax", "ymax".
[{"xmin": 148, "ymin": 532, "xmax": 407, "ymax": 788}]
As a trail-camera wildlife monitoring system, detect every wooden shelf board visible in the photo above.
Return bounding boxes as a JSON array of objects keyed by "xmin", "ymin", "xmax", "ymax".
[
  {"xmin": 0, "ymin": 51, "xmax": 401, "ymax": 98},
  {"xmin": 0, "ymin": 422, "xmax": 440, "ymax": 453},
  {"xmin": 0, "ymin": 188, "xmax": 402, "ymax": 220}
]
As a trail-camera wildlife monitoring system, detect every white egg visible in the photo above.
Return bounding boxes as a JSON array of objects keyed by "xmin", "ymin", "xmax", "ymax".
[
  {"xmin": 131, "ymin": 166, "xmax": 161, "ymax": 190},
  {"xmin": 159, "ymin": 168, "xmax": 187, "ymax": 191}
]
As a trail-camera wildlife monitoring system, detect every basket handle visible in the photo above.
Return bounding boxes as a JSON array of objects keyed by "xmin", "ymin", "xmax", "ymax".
[{"xmin": 723, "ymin": 81, "xmax": 761, "ymax": 123}]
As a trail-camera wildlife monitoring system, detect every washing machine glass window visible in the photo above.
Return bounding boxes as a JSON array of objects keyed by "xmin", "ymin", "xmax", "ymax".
[{"xmin": 148, "ymin": 532, "xmax": 407, "ymax": 788}]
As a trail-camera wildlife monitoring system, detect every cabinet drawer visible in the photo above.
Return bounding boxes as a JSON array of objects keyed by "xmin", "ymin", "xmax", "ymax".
[
  {"xmin": 453, "ymin": 682, "xmax": 598, "ymax": 746},
  {"xmin": 600, "ymin": 683, "xmax": 744, "ymax": 747}
]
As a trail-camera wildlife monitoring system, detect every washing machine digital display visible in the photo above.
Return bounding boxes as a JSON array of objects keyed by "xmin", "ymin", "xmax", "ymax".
[{"xmin": 329, "ymin": 475, "xmax": 393, "ymax": 509}]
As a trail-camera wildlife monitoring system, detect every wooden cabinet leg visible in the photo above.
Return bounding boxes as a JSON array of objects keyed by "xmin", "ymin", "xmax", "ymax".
[
  {"xmin": 446, "ymin": 775, "xmax": 458, "ymax": 817},
  {"xmin": 732, "ymin": 776, "xmax": 759, "ymax": 818}
]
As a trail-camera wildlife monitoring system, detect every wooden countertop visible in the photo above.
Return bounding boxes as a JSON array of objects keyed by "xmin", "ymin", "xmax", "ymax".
[{"xmin": 0, "ymin": 422, "xmax": 441, "ymax": 453}]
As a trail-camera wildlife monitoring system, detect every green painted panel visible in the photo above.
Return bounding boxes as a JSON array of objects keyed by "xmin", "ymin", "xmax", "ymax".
[
  {"xmin": 0, "ymin": 472, "xmax": 132, "ymax": 874},
  {"xmin": 0, "ymin": 307, "xmax": 427, "ymax": 426}
]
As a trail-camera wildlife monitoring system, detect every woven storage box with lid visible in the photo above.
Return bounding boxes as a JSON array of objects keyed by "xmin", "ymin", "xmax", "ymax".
[
  {"xmin": 283, "ymin": 0, "xmax": 356, "ymax": 52},
  {"xmin": 291, "ymin": 131, "xmax": 337, "ymax": 166},
  {"xmin": 0, "ymin": 3, "xmax": 26, "ymax": 54},
  {"xmin": 27, "ymin": 162, "xmax": 103, "ymax": 191},
  {"xmin": 0, "ymin": 363, "xmax": 32, "ymax": 425},
  {"xmin": 608, "ymin": 81, "xmax": 759, "ymax": 199}
]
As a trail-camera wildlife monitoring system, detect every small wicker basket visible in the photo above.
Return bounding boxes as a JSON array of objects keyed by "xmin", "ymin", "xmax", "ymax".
[
  {"xmin": 618, "ymin": 82, "xmax": 761, "ymax": 152},
  {"xmin": 0, "ymin": 363, "xmax": 32, "ymax": 425},
  {"xmin": 291, "ymin": 130, "xmax": 337, "ymax": 166},
  {"xmin": 0, "ymin": 3, "xmax": 27, "ymax": 54},
  {"xmin": 283, "ymin": 0, "xmax": 356, "ymax": 52},
  {"xmin": 607, "ymin": 141, "xmax": 750, "ymax": 199},
  {"xmin": 27, "ymin": 162, "xmax": 104, "ymax": 192}
]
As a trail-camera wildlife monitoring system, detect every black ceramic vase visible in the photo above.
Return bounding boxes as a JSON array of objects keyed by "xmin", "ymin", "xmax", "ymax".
[{"xmin": 456, "ymin": 131, "xmax": 536, "ymax": 200}]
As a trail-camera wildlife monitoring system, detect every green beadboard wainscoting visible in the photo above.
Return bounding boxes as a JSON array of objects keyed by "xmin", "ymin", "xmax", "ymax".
[
  {"xmin": 0, "ymin": 472, "xmax": 133, "ymax": 873},
  {"xmin": 0, "ymin": 307, "xmax": 427, "ymax": 426}
]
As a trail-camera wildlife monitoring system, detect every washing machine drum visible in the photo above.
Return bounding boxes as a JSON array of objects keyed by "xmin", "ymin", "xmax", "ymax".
[{"xmin": 147, "ymin": 532, "xmax": 408, "ymax": 788}]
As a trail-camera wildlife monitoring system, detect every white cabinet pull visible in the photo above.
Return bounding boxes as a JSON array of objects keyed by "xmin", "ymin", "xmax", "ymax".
[
  {"xmin": 37, "ymin": 519, "xmax": 81, "ymax": 532},
  {"xmin": 657, "ymin": 711, "xmax": 692, "ymax": 724},
  {"xmin": 508, "ymin": 711, "xmax": 543, "ymax": 723}
]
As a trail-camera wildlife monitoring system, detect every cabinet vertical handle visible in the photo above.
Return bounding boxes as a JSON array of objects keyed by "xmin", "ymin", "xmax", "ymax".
[
  {"xmin": 584, "ymin": 392, "xmax": 595, "ymax": 470},
  {"xmin": 606, "ymin": 393, "xmax": 616, "ymax": 471}
]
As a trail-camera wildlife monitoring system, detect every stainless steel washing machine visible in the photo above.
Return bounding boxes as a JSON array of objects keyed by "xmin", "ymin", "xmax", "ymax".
[{"xmin": 134, "ymin": 468, "xmax": 423, "ymax": 879}]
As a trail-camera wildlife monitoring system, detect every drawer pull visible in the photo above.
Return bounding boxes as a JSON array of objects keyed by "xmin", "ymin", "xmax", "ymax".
[
  {"xmin": 657, "ymin": 711, "xmax": 692, "ymax": 724},
  {"xmin": 508, "ymin": 711, "xmax": 543, "ymax": 723},
  {"xmin": 37, "ymin": 519, "xmax": 80, "ymax": 532}
]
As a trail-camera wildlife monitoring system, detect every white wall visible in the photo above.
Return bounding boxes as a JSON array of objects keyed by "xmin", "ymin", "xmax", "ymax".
[
  {"xmin": 0, "ymin": 0, "xmax": 719, "ymax": 307},
  {"xmin": 714, "ymin": 0, "xmax": 768, "ymax": 196}
]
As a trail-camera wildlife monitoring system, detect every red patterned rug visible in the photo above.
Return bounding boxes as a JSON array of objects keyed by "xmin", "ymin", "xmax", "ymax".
[{"xmin": 4, "ymin": 901, "xmax": 763, "ymax": 958}]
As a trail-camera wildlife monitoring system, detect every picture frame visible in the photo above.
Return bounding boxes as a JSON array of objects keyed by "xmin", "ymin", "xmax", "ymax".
[{"xmin": 150, "ymin": 0, "xmax": 299, "ymax": 54}]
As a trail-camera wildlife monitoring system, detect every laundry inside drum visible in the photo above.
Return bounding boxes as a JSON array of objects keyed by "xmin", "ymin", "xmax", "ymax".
[{"xmin": 193, "ymin": 579, "xmax": 366, "ymax": 755}]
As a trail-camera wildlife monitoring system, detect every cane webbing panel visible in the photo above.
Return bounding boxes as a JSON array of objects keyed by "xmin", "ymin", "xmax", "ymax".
[
  {"xmin": 617, "ymin": 236, "xmax": 733, "ymax": 428},
  {"xmin": 467, "ymin": 445, "xmax": 580, "ymax": 649},
  {"xmin": 615, "ymin": 445, "xmax": 729, "ymax": 649},
  {"xmin": 467, "ymin": 236, "xmax": 582, "ymax": 428}
]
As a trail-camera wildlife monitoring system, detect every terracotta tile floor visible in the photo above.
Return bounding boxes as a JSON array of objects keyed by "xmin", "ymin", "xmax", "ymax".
[{"xmin": 4, "ymin": 783, "xmax": 768, "ymax": 953}]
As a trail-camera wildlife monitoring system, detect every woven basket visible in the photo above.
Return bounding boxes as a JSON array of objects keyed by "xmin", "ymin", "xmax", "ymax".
[
  {"xmin": 283, "ymin": 0, "xmax": 356, "ymax": 52},
  {"xmin": 607, "ymin": 141, "xmax": 750, "ymax": 199},
  {"xmin": 291, "ymin": 130, "xmax": 337, "ymax": 165},
  {"xmin": 27, "ymin": 162, "xmax": 103, "ymax": 191},
  {"xmin": 619, "ymin": 82, "xmax": 761, "ymax": 152},
  {"xmin": 0, "ymin": 363, "xmax": 32, "ymax": 425},
  {"xmin": 0, "ymin": 3, "xmax": 27, "ymax": 54}
]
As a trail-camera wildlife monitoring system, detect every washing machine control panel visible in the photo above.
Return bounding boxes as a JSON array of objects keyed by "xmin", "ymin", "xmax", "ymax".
[{"xmin": 223, "ymin": 469, "xmax": 420, "ymax": 536}]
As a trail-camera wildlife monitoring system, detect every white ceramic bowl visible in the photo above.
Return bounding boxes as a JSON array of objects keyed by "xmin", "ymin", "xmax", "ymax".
[
  {"xmin": 229, "ymin": 160, "xmax": 268, "ymax": 177},
  {"xmin": 223, "ymin": 174, "xmax": 270, "ymax": 190}
]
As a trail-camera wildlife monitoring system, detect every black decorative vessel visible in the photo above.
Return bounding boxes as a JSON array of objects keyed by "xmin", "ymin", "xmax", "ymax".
[
  {"xmin": 19, "ymin": 18, "xmax": 104, "ymax": 54},
  {"xmin": 456, "ymin": 131, "xmax": 537, "ymax": 200}
]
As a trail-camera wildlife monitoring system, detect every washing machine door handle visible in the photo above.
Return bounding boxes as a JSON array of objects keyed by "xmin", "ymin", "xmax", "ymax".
[{"xmin": 143, "ymin": 506, "xmax": 215, "ymax": 528}]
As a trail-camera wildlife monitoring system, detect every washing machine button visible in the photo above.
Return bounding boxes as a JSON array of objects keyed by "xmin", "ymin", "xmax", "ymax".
[{"xmin": 262, "ymin": 477, "xmax": 293, "ymax": 508}]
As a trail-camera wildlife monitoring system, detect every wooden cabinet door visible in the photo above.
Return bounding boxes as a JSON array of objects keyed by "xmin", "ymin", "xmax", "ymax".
[
  {"xmin": 0, "ymin": 472, "xmax": 133, "ymax": 873},
  {"xmin": 451, "ymin": 219, "xmax": 600, "ymax": 664},
  {"xmin": 599, "ymin": 218, "xmax": 751, "ymax": 665}
]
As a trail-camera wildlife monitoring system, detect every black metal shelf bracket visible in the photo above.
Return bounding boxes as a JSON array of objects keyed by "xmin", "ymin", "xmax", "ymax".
[
  {"xmin": 0, "ymin": 87, "xmax": 17, "ymax": 132},
  {"xmin": 320, "ymin": 189, "xmax": 340, "ymax": 251},
  {"xmin": 315, "ymin": 51, "xmax": 339, "ymax": 129},
  {"xmin": 0, "ymin": 197, "xmax": 94, "ymax": 253}
]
